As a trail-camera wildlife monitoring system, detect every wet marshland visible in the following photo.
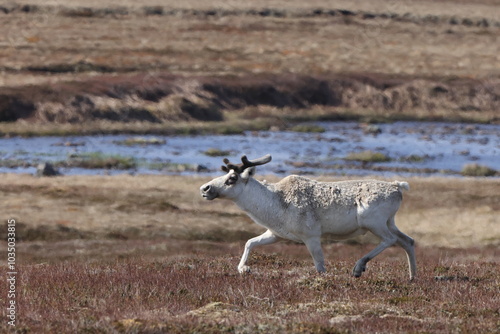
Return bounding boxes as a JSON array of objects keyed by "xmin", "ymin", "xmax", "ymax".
[{"xmin": 0, "ymin": 121, "xmax": 498, "ymax": 177}]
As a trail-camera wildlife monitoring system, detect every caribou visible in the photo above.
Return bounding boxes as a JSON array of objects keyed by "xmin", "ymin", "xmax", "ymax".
[{"xmin": 200, "ymin": 154, "xmax": 416, "ymax": 280}]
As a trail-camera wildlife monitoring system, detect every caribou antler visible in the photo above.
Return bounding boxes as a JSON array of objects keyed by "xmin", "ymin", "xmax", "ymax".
[{"xmin": 221, "ymin": 154, "xmax": 272, "ymax": 173}]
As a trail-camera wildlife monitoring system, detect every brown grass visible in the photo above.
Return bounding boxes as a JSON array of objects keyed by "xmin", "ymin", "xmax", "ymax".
[
  {"xmin": 0, "ymin": 173, "xmax": 499, "ymax": 332},
  {"xmin": 1, "ymin": 243, "xmax": 499, "ymax": 333},
  {"xmin": 0, "ymin": 174, "xmax": 499, "ymax": 249},
  {"xmin": 2, "ymin": 0, "xmax": 499, "ymax": 81},
  {"xmin": 1, "ymin": 0, "xmax": 499, "ymax": 134},
  {"xmin": 1, "ymin": 0, "xmax": 500, "ymax": 330}
]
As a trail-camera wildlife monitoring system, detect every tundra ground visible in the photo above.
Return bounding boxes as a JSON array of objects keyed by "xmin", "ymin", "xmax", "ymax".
[
  {"xmin": 1, "ymin": 0, "xmax": 499, "ymax": 332},
  {"xmin": 1, "ymin": 0, "xmax": 499, "ymax": 136},
  {"xmin": 0, "ymin": 174, "xmax": 499, "ymax": 333}
]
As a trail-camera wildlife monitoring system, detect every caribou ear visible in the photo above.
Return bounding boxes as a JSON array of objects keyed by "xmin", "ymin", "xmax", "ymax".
[{"xmin": 240, "ymin": 166, "xmax": 255, "ymax": 180}]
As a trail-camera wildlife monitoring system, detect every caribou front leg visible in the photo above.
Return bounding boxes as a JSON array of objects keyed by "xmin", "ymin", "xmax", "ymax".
[{"xmin": 238, "ymin": 229, "xmax": 279, "ymax": 273}]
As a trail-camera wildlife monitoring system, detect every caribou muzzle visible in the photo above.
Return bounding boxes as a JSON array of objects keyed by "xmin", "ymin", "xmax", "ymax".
[{"xmin": 200, "ymin": 183, "xmax": 218, "ymax": 200}]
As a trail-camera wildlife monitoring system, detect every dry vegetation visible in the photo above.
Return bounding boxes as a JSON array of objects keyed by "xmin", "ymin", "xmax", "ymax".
[
  {"xmin": 3, "ymin": 246, "xmax": 499, "ymax": 333},
  {"xmin": 1, "ymin": 0, "xmax": 499, "ymax": 332},
  {"xmin": 1, "ymin": 174, "xmax": 499, "ymax": 249},
  {"xmin": 1, "ymin": 0, "xmax": 499, "ymax": 136},
  {"xmin": 0, "ymin": 173, "xmax": 499, "ymax": 333}
]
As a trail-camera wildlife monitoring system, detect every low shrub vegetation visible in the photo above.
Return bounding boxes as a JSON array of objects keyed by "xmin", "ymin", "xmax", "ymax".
[
  {"xmin": 344, "ymin": 150, "xmax": 391, "ymax": 163},
  {"xmin": 461, "ymin": 163, "xmax": 497, "ymax": 177},
  {"xmin": 289, "ymin": 124, "xmax": 326, "ymax": 133},
  {"xmin": 0, "ymin": 164, "xmax": 498, "ymax": 334},
  {"xmin": 1, "ymin": 245, "xmax": 498, "ymax": 334},
  {"xmin": 203, "ymin": 148, "xmax": 232, "ymax": 157},
  {"xmin": 113, "ymin": 136, "xmax": 166, "ymax": 146},
  {"xmin": 400, "ymin": 154, "xmax": 428, "ymax": 163},
  {"xmin": 62, "ymin": 152, "xmax": 137, "ymax": 170}
]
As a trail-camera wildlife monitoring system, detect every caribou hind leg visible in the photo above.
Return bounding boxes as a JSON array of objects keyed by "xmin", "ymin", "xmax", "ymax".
[
  {"xmin": 353, "ymin": 215, "xmax": 416, "ymax": 280},
  {"xmin": 352, "ymin": 216, "xmax": 398, "ymax": 278},
  {"xmin": 387, "ymin": 216, "xmax": 417, "ymax": 280}
]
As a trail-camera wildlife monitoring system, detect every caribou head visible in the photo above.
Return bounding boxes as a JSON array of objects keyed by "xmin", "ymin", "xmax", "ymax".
[{"xmin": 200, "ymin": 154, "xmax": 272, "ymax": 200}]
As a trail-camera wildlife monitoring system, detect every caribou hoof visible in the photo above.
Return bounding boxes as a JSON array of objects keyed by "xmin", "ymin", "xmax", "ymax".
[
  {"xmin": 352, "ymin": 262, "xmax": 366, "ymax": 278},
  {"xmin": 238, "ymin": 265, "xmax": 251, "ymax": 274}
]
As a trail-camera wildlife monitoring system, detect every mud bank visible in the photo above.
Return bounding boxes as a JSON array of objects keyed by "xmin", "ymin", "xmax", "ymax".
[{"xmin": 1, "ymin": 73, "xmax": 499, "ymax": 126}]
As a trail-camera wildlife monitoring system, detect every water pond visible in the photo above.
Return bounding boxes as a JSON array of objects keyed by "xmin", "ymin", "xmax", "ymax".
[{"xmin": 0, "ymin": 121, "xmax": 499, "ymax": 178}]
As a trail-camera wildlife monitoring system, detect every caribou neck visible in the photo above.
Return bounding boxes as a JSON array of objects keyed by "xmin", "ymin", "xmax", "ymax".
[{"xmin": 233, "ymin": 178, "xmax": 284, "ymax": 229}]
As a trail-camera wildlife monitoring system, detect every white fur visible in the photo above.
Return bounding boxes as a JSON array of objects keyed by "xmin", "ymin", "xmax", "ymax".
[{"xmin": 200, "ymin": 162, "xmax": 416, "ymax": 280}]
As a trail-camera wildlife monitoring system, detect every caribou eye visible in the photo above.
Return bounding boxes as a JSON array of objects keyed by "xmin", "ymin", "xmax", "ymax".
[{"xmin": 226, "ymin": 174, "xmax": 239, "ymax": 185}]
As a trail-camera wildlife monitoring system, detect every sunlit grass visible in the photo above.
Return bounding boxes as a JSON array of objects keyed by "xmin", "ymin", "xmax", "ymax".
[
  {"xmin": 113, "ymin": 137, "xmax": 166, "ymax": 146},
  {"xmin": 62, "ymin": 152, "xmax": 137, "ymax": 170},
  {"xmin": 461, "ymin": 163, "xmax": 497, "ymax": 177},
  {"xmin": 203, "ymin": 148, "xmax": 232, "ymax": 157},
  {"xmin": 344, "ymin": 150, "xmax": 391, "ymax": 163},
  {"xmin": 289, "ymin": 124, "xmax": 326, "ymax": 133},
  {"xmin": 0, "ymin": 173, "xmax": 499, "ymax": 332},
  {"xmin": 2, "ymin": 246, "xmax": 498, "ymax": 333}
]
